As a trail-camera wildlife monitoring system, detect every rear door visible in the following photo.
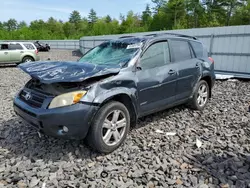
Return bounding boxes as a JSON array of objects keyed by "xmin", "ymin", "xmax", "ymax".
[
  {"xmin": 169, "ymin": 39, "xmax": 201, "ymax": 101},
  {"xmin": 8, "ymin": 43, "xmax": 24, "ymax": 62},
  {"xmin": 136, "ymin": 40, "xmax": 178, "ymax": 115},
  {"xmin": 0, "ymin": 44, "xmax": 10, "ymax": 63}
]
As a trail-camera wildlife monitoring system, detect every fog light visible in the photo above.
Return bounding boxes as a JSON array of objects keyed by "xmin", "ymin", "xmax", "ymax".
[{"xmin": 63, "ymin": 126, "xmax": 69, "ymax": 133}]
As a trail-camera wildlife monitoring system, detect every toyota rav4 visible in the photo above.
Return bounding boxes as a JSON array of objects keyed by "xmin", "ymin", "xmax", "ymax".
[{"xmin": 13, "ymin": 33, "xmax": 215, "ymax": 153}]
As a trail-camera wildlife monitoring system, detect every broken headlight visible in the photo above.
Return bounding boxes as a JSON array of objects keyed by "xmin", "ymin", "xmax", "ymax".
[{"xmin": 48, "ymin": 91, "xmax": 87, "ymax": 109}]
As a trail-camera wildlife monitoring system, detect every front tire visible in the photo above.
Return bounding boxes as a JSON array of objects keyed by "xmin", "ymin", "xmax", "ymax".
[
  {"xmin": 189, "ymin": 80, "xmax": 210, "ymax": 111},
  {"xmin": 86, "ymin": 101, "xmax": 130, "ymax": 153}
]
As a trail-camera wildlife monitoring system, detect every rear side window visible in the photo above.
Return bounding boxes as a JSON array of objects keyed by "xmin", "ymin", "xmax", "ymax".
[
  {"xmin": 9, "ymin": 44, "xmax": 23, "ymax": 50},
  {"xmin": 190, "ymin": 41, "xmax": 204, "ymax": 58},
  {"xmin": 24, "ymin": 44, "xmax": 35, "ymax": 50},
  {"xmin": 171, "ymin": 40, "xmax": 192, "ymax": 62}
]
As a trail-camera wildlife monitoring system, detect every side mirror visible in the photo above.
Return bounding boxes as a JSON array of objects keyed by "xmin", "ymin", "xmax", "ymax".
[
  {"xmin": 136, "ymin": 65, "xmax": 142, "ymax": 70},
  {"xmin": 136, "ymin": 60, "xmax": 143, "ymax": 71}
]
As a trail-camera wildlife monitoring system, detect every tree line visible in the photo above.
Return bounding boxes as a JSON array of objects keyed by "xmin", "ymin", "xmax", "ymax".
[{"xmin": 0, "ymin": 0, "xmax": 249, "ymax": 40}]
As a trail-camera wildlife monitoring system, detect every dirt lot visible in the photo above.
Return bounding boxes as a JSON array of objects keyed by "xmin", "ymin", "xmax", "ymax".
[{"xmin": 0, "ymin": 50, "xmax": 250, "ymax": 188}]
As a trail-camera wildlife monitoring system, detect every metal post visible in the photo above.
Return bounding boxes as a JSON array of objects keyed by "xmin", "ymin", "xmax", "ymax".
[
  {"xmin": 82, "ymin": 40, "xmax": 84, "ymax": 53},
  {"xmin": 209, "ymin": 34, "xmax": 215, "ymax": 57}
]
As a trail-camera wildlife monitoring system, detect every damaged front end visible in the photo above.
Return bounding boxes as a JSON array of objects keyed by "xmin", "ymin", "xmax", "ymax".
[
  {"xmin": 13, "ymin": 61, "xmax": 123, "ymax": 139},
  {"xmin": 16, "ymin": 60, "xmax": 122, "ymax": 109}
]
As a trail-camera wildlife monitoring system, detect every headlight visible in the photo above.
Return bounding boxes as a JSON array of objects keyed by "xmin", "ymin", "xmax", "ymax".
[{"xmin": 48, "ymin": 91, "xmax": 87, "ymax": 109}]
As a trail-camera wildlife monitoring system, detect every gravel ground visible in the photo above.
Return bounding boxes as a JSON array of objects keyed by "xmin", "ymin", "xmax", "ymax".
[{"xmin": 0, "ymin": 50, "xmax": 250, "ymax": 188}]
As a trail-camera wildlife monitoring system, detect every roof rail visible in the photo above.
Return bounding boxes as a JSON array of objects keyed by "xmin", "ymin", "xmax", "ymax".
[
  {"xmin": 118, "ymin": 32, "xmax": 197, "ymax": 40},
  {"xmin": 119, "ymin": 35, "xmax": 136, "ymax": 39},
  {"xmin": 144, "ymin": 32, "xmax": 197, "ymax": 40}
]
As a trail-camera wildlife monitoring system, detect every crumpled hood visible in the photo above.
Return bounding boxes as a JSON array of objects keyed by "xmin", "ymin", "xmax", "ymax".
[{"xmin": 18, "ymin": 61, "xmax": 121, "ymax": 84}]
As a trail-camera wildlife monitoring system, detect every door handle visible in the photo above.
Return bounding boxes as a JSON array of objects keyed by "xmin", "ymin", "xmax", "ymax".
[
  {"xmin": 20, "ymin": 51, "xmax": 24, "ymax": 53},
  {"xmin": 4, "ymin": 52, "xmax": 8, "ymax": 55},
  {"xmin": 168, "ymin": 69, "xmax": 176, "ymax": 75},
  {"xmin": 195, "ymin": 63, "xmax": 200, "ymax": 69}
]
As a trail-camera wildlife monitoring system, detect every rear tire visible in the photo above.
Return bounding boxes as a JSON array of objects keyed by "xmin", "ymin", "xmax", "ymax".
[
  {"xmin": 86, "ymin": 101, "xmax": 130, "ymax": 153},
  {"xmin": 22, "ymin": 56, "xmax": 34, "ymax": 63},
  {"xmin": 189, "ymin": 80, "xmax": 210, "ymax": 111}
]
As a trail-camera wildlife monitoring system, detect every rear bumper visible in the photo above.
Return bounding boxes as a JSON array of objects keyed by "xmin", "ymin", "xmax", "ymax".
[
  {"xmin": 211, "ymin": 73, "xmax": 216, "ymax": 87},
  {"xmin": 13, "ymin": 96, "xmax": 99, "ymax": 140},
  {"xmin": 35, "ymin": 55, "xmax": 40, "ymax": 61}
]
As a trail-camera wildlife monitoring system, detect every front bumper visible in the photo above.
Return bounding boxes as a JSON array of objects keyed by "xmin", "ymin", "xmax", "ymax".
[{"xmin": 13, "ymin": 96, "xmax": 99, "ymax": 140}]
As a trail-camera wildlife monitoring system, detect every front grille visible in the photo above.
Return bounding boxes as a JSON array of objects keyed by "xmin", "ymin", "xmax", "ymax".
[
  {"xmin": 14, "ymin": 103, "xmax": 37, "ymax": 117},
  {"xmin": 19, "ymin": 89, "xmax": 47, "ymax": 108}
]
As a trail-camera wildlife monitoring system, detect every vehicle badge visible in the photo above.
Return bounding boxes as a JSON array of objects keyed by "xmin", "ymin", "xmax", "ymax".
[{"xmin": 24, "ymin": 92, "xmax": 32, "ymax": 101}]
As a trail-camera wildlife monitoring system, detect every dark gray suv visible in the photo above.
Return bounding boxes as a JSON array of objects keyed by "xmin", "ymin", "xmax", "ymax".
[{"xmin": 13, "ymin": 33, "xmax": 215, "ymax": 153}]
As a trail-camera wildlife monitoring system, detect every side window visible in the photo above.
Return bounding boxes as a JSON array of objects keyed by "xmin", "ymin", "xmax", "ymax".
[
  {"xmin": 140, "ymin": 41, "xmax": 170, "ymax": 69},
  {"xmin": 171, "ymin": 40, "xmax": 192, "ymax": 62},
  {"xmin": 24, "ymin": 44, "xmax": 35, "ymax": 50},
  {"xmin": 9, "ymin": 44, "xmax": 23, "ymax": 50},
  {"xmin": 190, "ymin": 41, "xmax": 204, "ymax": 58},
  {"xmin": 0, "ymin": 44, "xmax": 9, "ymax": 50}
]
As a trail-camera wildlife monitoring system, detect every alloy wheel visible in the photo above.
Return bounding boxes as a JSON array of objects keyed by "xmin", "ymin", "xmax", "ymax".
[
  {"xmin": 102, "ymin": 110, "xmax": 127, "ymax": 146},
  {"xmin": 25, "ymin": 59, "xmax": 32, "ymax": 62},
  {"xmin": 197, "ymin": 83, "xmax": 208, "ymax": 107}
]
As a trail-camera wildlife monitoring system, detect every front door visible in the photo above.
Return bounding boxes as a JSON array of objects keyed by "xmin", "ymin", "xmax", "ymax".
[
  {"xmin": 136, "ymin": 40, "xmax": 178, "ymax": 116},
  {"xmin": 0, "ymin": 44, "xmax": 10, "ymax": 63}
]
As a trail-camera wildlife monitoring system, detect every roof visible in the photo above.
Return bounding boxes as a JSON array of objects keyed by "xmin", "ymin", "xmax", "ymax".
[
  {"xmin": 0, "ymin": 41, "xmax": 35, "ymax": 45},
  {"xmin": 118, "ymin": 32, "xmax": 198, "ymax": 41}
]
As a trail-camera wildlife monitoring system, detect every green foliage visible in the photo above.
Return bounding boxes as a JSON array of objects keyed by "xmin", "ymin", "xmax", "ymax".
[
  {"xmin": 105, "ymin": 15, "xmax": 112, "ymax": 23},
  {"xmin": 0, "ymin": 22, "xmax": 3, "ymax": 30},
  {"xmin": 142, "ymin": 4, "xmax": 152, "ymax": 28},
  {"xmin": 69, "ymin": 10, "xmax": 81, "ymax": 24},
  {"xmin": 4, "ymin": 19, "xmax": 18, "ymax": 31},
  {"xmin": 88, "ymin": 9, "xmax": 98, "ymax": 23},
  {"xmin": 0, "ymin": 1, "xmax": 249, "ymax": 40},
  {"xmin": 17, "ymin": 21, "xmax": 27, "ymax": 29}
]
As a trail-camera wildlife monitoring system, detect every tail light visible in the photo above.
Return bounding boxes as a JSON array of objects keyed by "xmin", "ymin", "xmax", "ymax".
[
  {"xmin": 35, "ymin": 50, "xmax": 38, "ymax": 54},
  {"xmin": 208, "ymin": 57, "xmax": 214, "ymax": 64}
]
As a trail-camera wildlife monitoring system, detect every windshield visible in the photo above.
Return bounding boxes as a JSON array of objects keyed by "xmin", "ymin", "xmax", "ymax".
[{"xmin": 78, "ymin": 40, "xmax": 142, "ymax": 66}]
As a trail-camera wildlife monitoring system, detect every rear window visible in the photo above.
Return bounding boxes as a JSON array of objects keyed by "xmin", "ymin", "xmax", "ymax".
[
  {"xmin": 23, "ymin": 44, "xmax": 35, "ymax": 50},
  {"xmin": 171, "ymin": 40, "xmax": 192, "ymax": 62},
  {"xmin": 190, "ymin": 41, "xmax": 205, "ymax": 58},
  {"xmin": 9, "ymin": 44, "xmax": 23, "ymax": 50}
]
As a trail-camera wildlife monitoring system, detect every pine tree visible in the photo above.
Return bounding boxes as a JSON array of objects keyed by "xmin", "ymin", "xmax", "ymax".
[
  {"xmin": 69, "ymin": 10, "xmax": 81, "ymax": 24},
  {"xmin": 88, "ymin": 9, "xmax": 98, "ymax": 23}
]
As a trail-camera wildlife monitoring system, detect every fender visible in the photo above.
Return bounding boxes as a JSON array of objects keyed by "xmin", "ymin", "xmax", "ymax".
[
  {"xmin": 189, "ymin": 72, "xmax": 213, "ymax": 99},
  {"xmin": 189, "ymin": 62, "xmax": 203, "ymax": 99},
  {"xmin": 93, "ymin": 87, "xmax": 136, "ymax": 103},
  {"xmin": 93, "ymin": 87, "xmax": 138, "ymax": 116}
]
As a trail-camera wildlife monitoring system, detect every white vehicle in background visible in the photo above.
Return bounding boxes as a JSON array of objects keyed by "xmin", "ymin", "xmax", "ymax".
[{"xmin": 0, "ymin": 42, "xmax": 40, "ymax": 64}]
